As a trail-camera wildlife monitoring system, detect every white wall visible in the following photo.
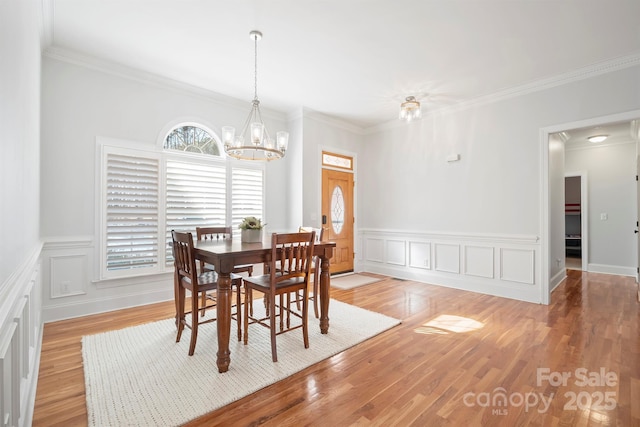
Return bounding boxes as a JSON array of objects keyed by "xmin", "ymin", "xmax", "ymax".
[
  {"xmin": 0, "ymin": 0, "xmax": 44, "ymax": 425},
  {"xmin": 566, "ymin": 141, "xmax": 637, "ymax": 275},
  {"xmin": 358, "ymin": 62, "xmax": 640, "ymax": 303},
  {"xmin": 40, "ymin": 55, "xmax": 292, "ymax": 320},
  {"xmin": 300, "ymin": 111, "xmax": 363, "ymax": 229},
  {"xmin": 39, "ymin": 42, "xmax": 640, "ymax": 319}
]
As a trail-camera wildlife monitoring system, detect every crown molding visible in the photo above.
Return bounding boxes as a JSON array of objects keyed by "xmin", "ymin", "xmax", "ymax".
[
  {"xmin": 43, "ymin": 45, "xmax": 640, "ymax": 134},
  {"xmin": 42, "ymin": 46, "xmax": 288, "ymax": 122},
  {"xmin": 298, "ymin": 108, "xmax": 367, "ymax": 135},
  {"xmin": 369, "ymin": 52, "xmax": 640, "ymax": 133}
]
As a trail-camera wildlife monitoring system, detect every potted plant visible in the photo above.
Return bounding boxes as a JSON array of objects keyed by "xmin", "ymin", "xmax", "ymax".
[{"xmin": 239, "ymin": 216, "xmax": 265, "ymax": 242}]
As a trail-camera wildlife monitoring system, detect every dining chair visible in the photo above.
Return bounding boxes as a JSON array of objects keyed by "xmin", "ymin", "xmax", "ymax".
[
  {"xmin": 298, "ymin": 226, "xmax": 325, "ymax": 318},
  {"xmin": 196, "ymin": 226, "xmax": 253, "ymax": 317},
  {"xmin": 171, "ymin": 230, "xmax": 243, "ymax": 355},
  {"xmin": 243, "ymin": 231, "xmax": 316, "ymax": 362}
]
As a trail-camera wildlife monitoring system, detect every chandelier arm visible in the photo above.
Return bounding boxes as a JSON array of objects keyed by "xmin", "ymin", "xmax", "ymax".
[
  {"xmin": 239, "ymin": 103, "xmax": 255, "ymax": 138},
  {"xmin": 254, "ymin": 104, "xmax": 272, "ymax": 142}
]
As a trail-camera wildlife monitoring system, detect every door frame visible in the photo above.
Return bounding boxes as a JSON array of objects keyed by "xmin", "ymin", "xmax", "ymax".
[
  {"xmin": 317, "ymin": 146, "xmax": 358, "ymax": 270},
  {"xmin": 542, "ymin": 109, "xmax": 640, "ymax": 304}
]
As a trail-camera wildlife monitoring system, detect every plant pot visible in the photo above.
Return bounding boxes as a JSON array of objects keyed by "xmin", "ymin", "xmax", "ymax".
[{"xmin": 241, "ymin": 228, "xmax": 263, "ymax": 243}]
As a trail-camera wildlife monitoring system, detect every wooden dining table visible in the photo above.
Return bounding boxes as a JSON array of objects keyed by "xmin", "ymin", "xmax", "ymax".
[{"xmin": 189, "ymin": 237, "xmax": 336, "ymax": 373}]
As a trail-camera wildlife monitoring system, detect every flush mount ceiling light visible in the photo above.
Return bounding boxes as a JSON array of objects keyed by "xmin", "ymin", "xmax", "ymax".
[
  {"xmin": 587, "ymin": 135, "xmax": 608, "ymax": 143},
  {"xmin": 399, "ymin": 96, "xmax": 422, "ymax": 122},
  {"xmin": 222, "ymin": 30, "xmax": 289, "ymax": 161}
]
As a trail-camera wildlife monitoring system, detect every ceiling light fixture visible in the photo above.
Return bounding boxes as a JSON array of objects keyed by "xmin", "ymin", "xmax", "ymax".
[
  {"xmin": 399, "ymin": 96, "xmax": 422, "ymax": 122},
  {"xmin": 587, "ymin": 135, "xmax": 608, "ymax": 143},
  {"xmin": 222, "ymin": 30, "xmax": 288, "ymax": 161}
]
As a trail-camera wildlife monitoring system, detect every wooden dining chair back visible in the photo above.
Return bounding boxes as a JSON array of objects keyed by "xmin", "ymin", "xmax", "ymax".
[
  {"xmin": 298, "ymin": 226, "xmax": 325, "ymax": 318},
  {"xmin": 195, "ymin": 226, "xmax": 254, "ymax": 318},
  {"xmin": 195, "ymin": 226, "xmax": 254, "ymax": 275},
  {"xmin": 171, "ymin": 230, "xmax": 243, "ymax": 355},
  {"xmin": 243, "ymin": 231, "xmax": 316, "ymax": 362}
]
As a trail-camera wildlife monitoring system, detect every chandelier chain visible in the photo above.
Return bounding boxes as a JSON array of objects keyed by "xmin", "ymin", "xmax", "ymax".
[{"xmin": 253, "ymin": 35, "xmax": 258, "ymax": 101}]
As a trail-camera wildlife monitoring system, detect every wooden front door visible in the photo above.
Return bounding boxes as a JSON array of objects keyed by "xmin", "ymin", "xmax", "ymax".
[{"xmin": 322, "ymin": 168, "xmax": 354, "ymax": 274}]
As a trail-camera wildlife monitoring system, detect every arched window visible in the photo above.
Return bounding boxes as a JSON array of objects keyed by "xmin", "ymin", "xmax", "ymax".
[
  {"xmin": 164, "ymin": 125, "xmax": 221, "ymax": 156},
  {"xmin": 99, "ymin": 122, "xmax": 265, "ymax": 279}
]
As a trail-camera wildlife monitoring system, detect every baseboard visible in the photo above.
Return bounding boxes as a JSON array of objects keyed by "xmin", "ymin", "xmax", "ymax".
[
  {"xmin": 42, "ymin": 289, "xmax": 174, "ymax": 323},
  {"xmin": 549, "ymin": 268, "xmax": 567, "ymax": 293},
  {"xmin": 363, "ymin": 263, "xmax": 543, "ymax": 304},
  {"xmin": 587, "ymin": 263, "xmax": 636, "ymax": 277}
]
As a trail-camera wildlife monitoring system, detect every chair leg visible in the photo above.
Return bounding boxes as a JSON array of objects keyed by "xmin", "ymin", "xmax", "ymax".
[
  {"xmin": 235, "ymin": 282, "xmax": 242, "ymax": 342},
  {"xmin": 188, "ymin": 289, "xmax": 199, "ymax": 356},
  {"xmin": 176, "ymin": 285, "xmax": 186, "ymax": 343},
  {"xmin": 302, "ymin": 286, "xmax": 309, "ymax": 349},
  {"xmin": 269, "ymin": 293, "xmax": 278, "ymax": 362},
  {"xmin": 200, "ymin": 292, "xmax": 207, "ymax": 317},
  {"xmin": 295, "ymin": 290, "xmax": 302, "ymax": 311},
  {"xmin": 243, "ymin": 286, "xmax": 250, "ymax": 345},
  {"xmin": 279, "ymin": 294, "xmax": 285, "ymax": 331}
]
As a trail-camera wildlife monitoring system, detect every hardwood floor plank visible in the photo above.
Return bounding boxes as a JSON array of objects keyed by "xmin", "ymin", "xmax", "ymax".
[{"xmin": 33, "ymin": 270, "xmax": 639, "ymax": 426}]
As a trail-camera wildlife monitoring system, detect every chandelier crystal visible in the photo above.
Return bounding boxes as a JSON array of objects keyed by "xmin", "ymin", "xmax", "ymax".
[
  {"xmin": 223, "ymin": 31, "xmax": 289, "ymax": 161},
  {"xmin": 399, "ymin": 96, "xmax": 422, "ymax": 122}
]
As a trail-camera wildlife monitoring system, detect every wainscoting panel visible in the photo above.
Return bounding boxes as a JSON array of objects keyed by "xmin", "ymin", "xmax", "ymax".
[
  {"xmin": 364, "ymin": 238, "xmax": 384, "ymax": 263},
  {"xmin": 41, "ymin": 237, "xmax": 174, "ymax": 323},
  {"xmin": 386, "ymin": 240, "xmax": 406, "ymax": 266},
  {"xmin": 464, "ymin": 245, "xmax": 495, "ymax": 279},
  {"xmin": 49, "ymin": 253, "xmax": 88, "ymax": 298},
  {"xmin": 0, "ymin": 245, "xmax": 42, "ymax": 427},
  {"xmin": 434, "ymin": 243, "xmax": 461, "ymax": 274},
  {"xmin": 408, "ymin": 241, "xmax": 431, "ymax": 270},
  {"xmin": 359, "ymin": 229, "xmax": 541, "ymax": 303},
  {"xmin": 500, "ymin": 248, "xmax": 535, "ymax": 285}
]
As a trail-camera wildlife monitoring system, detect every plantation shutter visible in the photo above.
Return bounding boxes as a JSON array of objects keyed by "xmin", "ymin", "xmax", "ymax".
[
  {"xmin": 105, "ymin": 152, "xmax": 160, "ymax": 273},
  {"xmin": 165, "ymin": 159, "xmax": 226, "ymax": 265},
  {"xmin": 231, "ymin": 167, "xmax": 264, "ymax": 236}
]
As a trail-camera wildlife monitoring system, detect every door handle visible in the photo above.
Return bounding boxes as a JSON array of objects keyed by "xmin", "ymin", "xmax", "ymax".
[{"xmin": 322, "ymin": 215, "xmax": 327, "ymax": 225}]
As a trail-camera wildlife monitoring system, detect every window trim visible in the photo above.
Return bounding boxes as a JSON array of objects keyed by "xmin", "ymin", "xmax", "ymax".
[{"xmin": 97, "ymin": 129, "xmax": 266, "ymax": 281}]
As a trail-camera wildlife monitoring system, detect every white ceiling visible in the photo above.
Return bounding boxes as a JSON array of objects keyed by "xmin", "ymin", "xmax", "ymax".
[
  {"xmin": 45, "ymin": 1, "xmax": 640, "ymax": 128},
  {"xmin": 562, "ymin": 121, "xmax": 639, "ymax": 150}
]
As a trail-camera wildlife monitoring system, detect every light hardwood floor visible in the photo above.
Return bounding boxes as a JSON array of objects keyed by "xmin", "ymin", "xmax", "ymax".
[{"xmin": 33, "ymin": 270, "xmax": 640, "ymax": 426}]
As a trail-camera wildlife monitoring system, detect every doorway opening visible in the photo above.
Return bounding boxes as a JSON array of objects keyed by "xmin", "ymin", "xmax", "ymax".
[{"xmin": 564, "ymin": 175, "xmax": 585, "ymax": 271}]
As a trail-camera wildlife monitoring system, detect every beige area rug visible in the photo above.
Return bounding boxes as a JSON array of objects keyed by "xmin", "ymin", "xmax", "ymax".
[
  {"xmin": 331, "ymin": 273, "xmax": 382, "ymax": 290},
  {"xmin": 82, "ymin": 299, "xmax": 400, "ymax": 427}
]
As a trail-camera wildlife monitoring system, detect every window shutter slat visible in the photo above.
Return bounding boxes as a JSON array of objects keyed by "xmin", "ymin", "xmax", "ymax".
[
  {"xmin": 105, "ymin": 153, "xmax": 160, "ymax": 272},
  {"xmin": 165, "ymin": 160, "xmax": 226, "ymax": 265},
  {"xmin": 232, "ymin": 167, "xmax": 264, "ymax": 237}
]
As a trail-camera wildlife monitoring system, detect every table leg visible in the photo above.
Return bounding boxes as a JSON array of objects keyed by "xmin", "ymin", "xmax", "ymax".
[
  {"xmin": 216, "ymin": 272, "xmax": 232, "ymax": 373},
  {"xmin": 319, "ymin": 255, "xmax": 331, "ymax": 334}
]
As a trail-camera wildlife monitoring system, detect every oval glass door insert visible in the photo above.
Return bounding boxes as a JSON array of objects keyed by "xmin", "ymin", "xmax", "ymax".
[{"xmin": 331, "ymin": 185, "xmax": 345, "ymax": 234}]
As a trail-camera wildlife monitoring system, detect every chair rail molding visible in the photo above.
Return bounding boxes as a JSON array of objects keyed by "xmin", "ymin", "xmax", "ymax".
[{"xmin": 356, "ymin": 229, "xmax": 542, "ymax": 304}]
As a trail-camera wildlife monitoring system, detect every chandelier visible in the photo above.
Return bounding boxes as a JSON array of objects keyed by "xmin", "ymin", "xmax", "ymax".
[
  {"xmin": 222, "ymin": 30, "xmax": 289, "ymax": 161},
  {"xmin": 399, "ymin": 96, "xmax": 422, "ymax": 122}
]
